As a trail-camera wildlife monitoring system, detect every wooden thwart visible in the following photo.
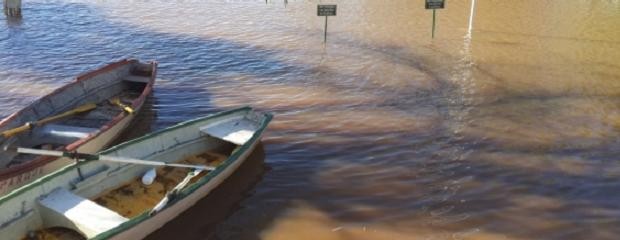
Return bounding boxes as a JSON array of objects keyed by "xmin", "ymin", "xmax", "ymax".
[{"xmin": 39, "ymin": 188, "xmax": 128, "ymax": 239}]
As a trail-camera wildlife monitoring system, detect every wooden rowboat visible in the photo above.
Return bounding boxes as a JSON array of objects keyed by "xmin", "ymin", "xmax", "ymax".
[
  {"xmin": 0, "ymin": 59, "xmax": 157, "ymax": 195},
  {"xmin": 0, "ymin": 107, "xmax": 272, "ymax": 240}
]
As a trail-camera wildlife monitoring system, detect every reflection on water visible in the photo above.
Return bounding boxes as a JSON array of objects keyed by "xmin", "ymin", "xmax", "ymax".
[{"xmin": 1, "ymin": 0, "xmax": 620, "ymax": 239}]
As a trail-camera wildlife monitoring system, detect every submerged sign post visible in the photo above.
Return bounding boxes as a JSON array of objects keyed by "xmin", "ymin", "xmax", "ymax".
[
  {"xmin": 318, "ymin": 4, "xmax": 337, "ymax": 43},
  {"xmin": 425, "ymin": 0, "xmax": 445, "ymax": 38},
  {"xmin": 3, "ymin": 0, "xmax": 22, "ymax": 17}
]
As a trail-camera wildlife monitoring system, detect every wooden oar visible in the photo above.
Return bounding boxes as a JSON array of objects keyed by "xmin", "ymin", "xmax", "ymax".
[
  {"xmin": 109, "ymin": 97, "xmax": 134, "ymax": 114},
  {"xmin": 17, "ymin": 147, "xmax": 216, "ymax": 171},
  {"xmin": 0, "ymin": 103, "xmax": 97, "ymax": 138}
]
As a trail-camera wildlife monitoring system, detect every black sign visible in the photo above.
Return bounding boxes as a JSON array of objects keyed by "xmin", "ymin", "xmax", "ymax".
[
  {"xmin": 425, "ymin": 0, "xmax": 445, "ymax": 9},
  {"xmin": 318, "ymin": 5, "xmax": 337, "ymax": 16}
]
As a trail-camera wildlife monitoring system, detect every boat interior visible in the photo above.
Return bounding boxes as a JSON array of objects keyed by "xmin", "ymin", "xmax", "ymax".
[
  {"xmin": 93, "ymin": 143, "xmax": 235, "ymax": 218},
  {"xmin": 24, "ymin": 136, "xmax": 237, "ymax": 240},
  {"xmin": 0, "ymin": 62, "xmax": 154, "ymax": 169}
]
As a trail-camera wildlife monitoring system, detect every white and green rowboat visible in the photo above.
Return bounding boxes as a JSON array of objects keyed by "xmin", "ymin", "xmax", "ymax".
[{"xmin": 0, "ymin": 107, "xmax": 272, "ymax": 240}]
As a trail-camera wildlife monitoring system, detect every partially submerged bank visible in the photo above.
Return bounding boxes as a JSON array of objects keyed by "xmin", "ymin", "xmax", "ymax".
[{"xmin": 0, "ymin": 107, "xmax": 272, "ymax": 240}]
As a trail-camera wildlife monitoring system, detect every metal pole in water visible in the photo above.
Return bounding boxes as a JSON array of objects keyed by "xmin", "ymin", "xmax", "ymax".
[
  {"xmin": 467, "ymin": 0, "xmax": 477, "ymax": 39},
  {"xmin": 324, "ymin": 16, "xmax": 328, "ymax": 43},
  {"xmin": 432, "ymin": 9, "xmax": 436, "ymax": 38},
  {"xmin": 3, "ymin": 0, "xmax": 21, "ymax": 17}
]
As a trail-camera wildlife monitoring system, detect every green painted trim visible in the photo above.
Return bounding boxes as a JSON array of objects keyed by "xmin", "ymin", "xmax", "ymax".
[
  {"xmin": 91, "ymin": 109, "xmax": 272, "ymax": 240},
  {"xmin": 99, "ymin": 106, "xmax": 253, "ymax": 155},
  {"xmin": 91, "ymin": 212, "xmax": 150, "ymax": 240}
]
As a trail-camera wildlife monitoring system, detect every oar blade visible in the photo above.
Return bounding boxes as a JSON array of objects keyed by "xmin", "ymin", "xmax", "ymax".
[
  {"xmin": 1, "ymin": 124, "xmax": 33, "ymax": 138},
  {"xmin": 109, "ymin": 98, "xmax": 134, "ymax": 114}
]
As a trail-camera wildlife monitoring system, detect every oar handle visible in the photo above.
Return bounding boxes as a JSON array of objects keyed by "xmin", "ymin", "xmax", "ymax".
[
  {"xmin": 18, "ymin": 147, "xmax": 99, "ymax": 160},
  {"xmin": 17, "ymin": 147, "xmax": 64, "ymax": 157}
]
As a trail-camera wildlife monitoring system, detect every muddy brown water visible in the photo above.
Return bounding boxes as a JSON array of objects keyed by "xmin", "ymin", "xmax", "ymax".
[{"xmin": 2, "ymin": 0, "xmax": 620, "ymax": 239}]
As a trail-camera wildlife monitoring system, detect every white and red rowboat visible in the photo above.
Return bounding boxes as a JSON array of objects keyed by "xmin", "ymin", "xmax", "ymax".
[{"xmin": 0, "ymin": 59, "xmax": 157, "ymax": 194}]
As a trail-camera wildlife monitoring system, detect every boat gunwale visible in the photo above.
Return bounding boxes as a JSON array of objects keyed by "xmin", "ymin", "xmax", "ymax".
[{"xmin": 0, "ymin": 59, "xmax": 157, "ymax": 181}]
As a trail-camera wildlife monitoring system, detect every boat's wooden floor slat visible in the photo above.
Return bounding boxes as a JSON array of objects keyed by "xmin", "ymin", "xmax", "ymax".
[
  {"xmin": 93, "ymin": 151, "xmax": 227, "ymax": 218},
  {"xmin": 20, "ymin": 227, "xmax": 85, "ymax": 240}
]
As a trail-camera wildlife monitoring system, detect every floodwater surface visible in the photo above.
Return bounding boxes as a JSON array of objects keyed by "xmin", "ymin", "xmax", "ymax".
[{"xmin": 2, "ymin": 0, "xmax": 620, "ymax": 239}]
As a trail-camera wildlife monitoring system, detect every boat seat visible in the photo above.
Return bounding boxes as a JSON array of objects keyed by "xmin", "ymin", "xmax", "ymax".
[
  {"xmin": 122, "ymin": 75, "xmax": 150, "ymax": 83},
  {"xmin": 36, "ymin": 124, "xmax": 98, "ymax": 145},
  {"xmin": 38, "ymin": 188, "xmax": 128, "ymax": 239},
  {"xmin": 199, "ymin": 117, "xmax": 258, "ymax": 145}
]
